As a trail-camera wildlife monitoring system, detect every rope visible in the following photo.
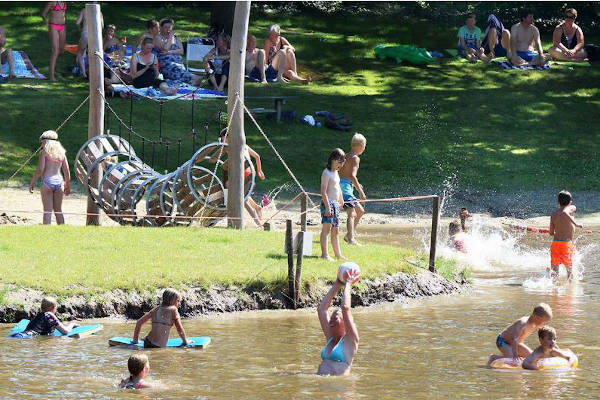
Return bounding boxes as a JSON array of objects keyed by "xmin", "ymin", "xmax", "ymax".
[
  {"xmin": 199, "ymin": 95, "xmax": 240, "ymax": 221},
  {"xmin": 1, "ymin": 94, "xmax": 89, "ymax": 186},
  {"xmin": 305, "ymin": 192, "xmax": 438, "ymax": 203},
  {"xmin": 242, "ymin": 102, "xmax": 316, "ymax": 208}
]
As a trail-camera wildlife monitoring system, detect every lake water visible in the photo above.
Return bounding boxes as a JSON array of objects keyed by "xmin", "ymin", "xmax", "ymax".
[{"xmin": 1, "ymin": 216, "xmax": 598, "ymax": 399}]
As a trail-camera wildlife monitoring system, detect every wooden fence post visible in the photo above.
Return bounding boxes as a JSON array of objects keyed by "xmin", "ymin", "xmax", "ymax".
[
  {"xmin": 285, "ymin": 219, "xmax": 295, "ymax": 304},
  {"xmin": 294, "ymin": 232, "xmax": 303, "ymax": 308},
  {"xmin": 429, "ymin": 195, "xmax": 440, "ymax": 272},
  {"xmin": 300, "ymin": 193, "xmax": 307, "ymax": 232}
]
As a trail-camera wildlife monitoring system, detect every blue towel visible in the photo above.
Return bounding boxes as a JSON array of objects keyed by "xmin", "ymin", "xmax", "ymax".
[{"xmin": 494, "ymin": 61, "xmax": 550, "ymax": 70}]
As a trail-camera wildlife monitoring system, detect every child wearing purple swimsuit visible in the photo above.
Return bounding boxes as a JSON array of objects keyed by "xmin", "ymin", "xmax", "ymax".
[
  {"xmin": 29, "ymin": 130, "xmax": 71, "ymax": 224},
  {"xmin": 120, "ymin": 354, "xmax": 152, "ymax": 389}
]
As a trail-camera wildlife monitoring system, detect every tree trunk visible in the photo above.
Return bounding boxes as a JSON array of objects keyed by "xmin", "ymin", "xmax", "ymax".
[{"xmin": 210, "ymin": 2, "xmax": 236, "ymax": 36}]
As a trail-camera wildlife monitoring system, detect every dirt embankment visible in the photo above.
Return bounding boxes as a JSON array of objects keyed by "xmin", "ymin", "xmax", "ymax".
[{"xmin": 0, "ymin": 271, "xmax": 464, "ymax": 323}]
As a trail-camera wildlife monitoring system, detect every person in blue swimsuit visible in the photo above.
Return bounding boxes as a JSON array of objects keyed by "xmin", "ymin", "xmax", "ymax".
[{"xmin": 317, "ymin": 269, "xmax": 360, "ymax": 375}]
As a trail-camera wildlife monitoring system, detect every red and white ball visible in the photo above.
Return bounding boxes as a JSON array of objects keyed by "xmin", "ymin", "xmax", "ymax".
[{"xmin": 337, "ymin": 262, "xmax": 361, "ymax": 283}]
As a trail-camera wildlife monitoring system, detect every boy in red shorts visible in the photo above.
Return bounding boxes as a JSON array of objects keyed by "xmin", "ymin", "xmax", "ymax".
[{"xmin": 549, "ymin": 190, "xmax": 583, "ymax": 280}]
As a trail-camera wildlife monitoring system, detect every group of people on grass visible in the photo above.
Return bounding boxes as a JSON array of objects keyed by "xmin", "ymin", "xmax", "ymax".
[
  {"xmin": 34, "ymin": 2, "xmax": 310, "ymax": 92},
  {"xmin": 457, "ymin": 8, "xmax": 588, "ymax": 66}
]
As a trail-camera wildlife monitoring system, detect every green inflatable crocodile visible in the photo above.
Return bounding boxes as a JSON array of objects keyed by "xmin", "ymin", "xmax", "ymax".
[{"xmin": 374, "ymin": 44, "xmax": 434, "ymax": 65}]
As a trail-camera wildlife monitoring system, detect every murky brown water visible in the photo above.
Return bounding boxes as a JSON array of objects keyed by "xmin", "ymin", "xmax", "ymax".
[{"xmin": 1, "ymin": 218, "xmax": 599, "ymax": 399}]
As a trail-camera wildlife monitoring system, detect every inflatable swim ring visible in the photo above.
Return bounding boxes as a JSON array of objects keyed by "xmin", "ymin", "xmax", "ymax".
[{"xmin": 490, "ymin": 351, "xmax": 578, "ymax": 370}]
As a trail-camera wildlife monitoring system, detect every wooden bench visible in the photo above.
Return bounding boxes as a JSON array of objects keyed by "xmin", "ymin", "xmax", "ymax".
[{"xmin": 245, "ymin": 96, "xmax": 290, "ymax": 122}]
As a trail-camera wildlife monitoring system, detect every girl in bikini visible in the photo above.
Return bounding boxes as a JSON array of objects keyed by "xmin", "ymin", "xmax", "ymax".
[
  {"xmin": 29, "ymin": 130, "xmax": 70, "ymax": 225},
  {"xmin": 132, "ymin": 288, "xmax": 191, "ymax": 348},
  {"xmin": 316, "ymin": 268, "xmax": 360, "ymax": 376},
  {"xmin": 41, "ymin": 1, "xmax": 67, "ymax": 81}
]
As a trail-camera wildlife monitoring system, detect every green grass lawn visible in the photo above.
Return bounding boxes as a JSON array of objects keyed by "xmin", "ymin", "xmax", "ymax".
[
  {"xmin": 1, "ymin": 3, "xmax": 599, "ymax": 199},
  {"xmin": 0, "ymin": 225, "xmax": 463, "ymax": 297}
]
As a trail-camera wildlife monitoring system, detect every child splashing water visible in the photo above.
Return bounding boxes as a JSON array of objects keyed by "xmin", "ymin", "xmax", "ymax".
[
  {"xmin": 549, "ymin": 190, "xmax": 583, "ymax": 280},
  {"xmin": 320, "ymin": 149, "xmax": 346, "ymax": 261},
  {"xmin": 132, "ymin": 288, "xmax": 191, "ymax": 348}
]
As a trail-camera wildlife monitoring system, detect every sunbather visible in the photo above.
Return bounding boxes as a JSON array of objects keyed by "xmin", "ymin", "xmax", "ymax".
[{"xmin": 0, "ymin": 26, "xmax": 15, "ymax": 78}]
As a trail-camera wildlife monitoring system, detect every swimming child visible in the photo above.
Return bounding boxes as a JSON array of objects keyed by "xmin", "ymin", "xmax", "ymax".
[
  {"xmin": 448, "ymin": 220, "xmax": 468, "ymax": 253},
  {"xmin": 338, "ymin": 133, "xmax": 367, "ymax": 246},
  {"xmin": 487, "ymin": 303, "xmax": 553, "ymax": 366},
  {"xmin": 21, "ymin": 297, "xmax": 76, "ymax": 337},
  {"xmin": 320, "ymin": 148, "xmax": 346, "ymax": 261},
  {"xmin": 522, "ymin": 326, "xmax": 576, "ymax": 370},
  {"xmin": 132, "ymin": 288, "xmax": 191, "ymax": 348},
  {"xmin": 120, "ymin": 353, "xmax": 152, "ymax": 389},
  {"xmin": 459, "ymin": 207, "xmax": 471, "ymax": 231},
  {"xmin": 549, "ymin": 190, "xmax": 583, "ymax": 280}
]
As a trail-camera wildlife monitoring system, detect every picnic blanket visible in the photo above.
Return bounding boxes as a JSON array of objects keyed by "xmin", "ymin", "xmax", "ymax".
[
  {"xmin": 494, "ymin": 60, "xmax": 550, "ymax": 70},
  {"xmin": 111, "ymin": 82, "xmax": 223, "ymax": 100},
  {"xmin": 1, "ymin": 50, "xmax": 46, "ymax": 79}
]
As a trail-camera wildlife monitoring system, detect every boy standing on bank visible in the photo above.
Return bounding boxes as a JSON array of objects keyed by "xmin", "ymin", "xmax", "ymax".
[
  {"xmin": 339, "ymin": 133, "xmax": 367, "ymax": 246},
  {"xmin": 549, "ymin": 190, "xmax": 583, "ymax": 280}
]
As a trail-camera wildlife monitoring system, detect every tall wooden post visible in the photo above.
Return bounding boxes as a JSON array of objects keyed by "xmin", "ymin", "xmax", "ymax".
[
  {"xmin": 300, "ymin": 193, "xmax": 307, "ymax": 232},
  {"xmin": 86, "ymin": 3, "xmax": 104, "ymax": 226},
  {"xmin": 226, "ymin": 1, "xmax": 250, "ymax": 229},
  {"xmin": 285, "ymin": 219, "xmax": 295, "ymax": 304},
  {"xmin": 429, "ymin": 195, "xmax": 440, "ymax": 272}
]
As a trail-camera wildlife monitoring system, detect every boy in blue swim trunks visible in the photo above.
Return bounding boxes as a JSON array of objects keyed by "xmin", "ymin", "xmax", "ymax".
[
  {"xmin": 487, "ymin": 303, "xmax": 552, "ymax": 366},
  {"xmin": 320, "ymin": 148, "xmax": 346, "ymax": 261},
  {"xmin": 338, "ymin": 133, "xmax": 367, "ymax": 246},
  {"xmin": 509, "ymin": 9, "xmax": 550, "ymax": 66}
]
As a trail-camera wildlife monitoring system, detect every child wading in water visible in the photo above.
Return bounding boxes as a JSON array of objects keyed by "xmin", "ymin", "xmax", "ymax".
[
  {"xmin": 320, "ymin": 148, "xmax": 346, "ymax": 261},
  {"xmin": 120, "ymin": 353, "xmax": 152, "ymax": 389},
  {"xmin": 549, "ymin": 190, "xmax": 583, "ymax": 280},
  {"xmin": 487, "ymin": 303, "xmax": 552, "ymax": 366},
  {"xmin": 522, "ymin": 326, "xmax": 576, "ymax": 370},
  {"xmin": 132, "ymin": 288, "xmax": 191, "ymax": 348},
  {"xmin": 16, "ymin": 297, "xmax": 76, "ymax": 337},
  {"xmin": 338, "ymin": 133, "xmax": 367, "ymax": 246}
]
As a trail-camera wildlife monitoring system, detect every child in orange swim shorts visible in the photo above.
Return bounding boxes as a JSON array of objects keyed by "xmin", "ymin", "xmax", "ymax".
[{"xmin": 549, "ymin": 190, "xmax": 583, "ymax": 280}]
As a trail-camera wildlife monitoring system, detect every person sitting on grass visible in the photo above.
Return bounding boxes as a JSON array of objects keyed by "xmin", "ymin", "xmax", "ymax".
[
  {"xmin": 17, "ymin": 297, "xmax": 76, "ymax": 337},
  {"xmin": 155, "ymin": 18, "xmax": 204, "ymax": 86},
  {"xmin": 0, "ymin": 26, "xmax": 16, "ymax": 78},
  {"xmin": 204, "ymin": 34, "xmax": 230, "ymax": 92},
  {"xmin": 130, "ymin": 38, "xmax": 177, "ymax": 95},
  {"xmin": 120, "ymin": 354, "xmax": 153, "ymax": 389},
  {"xmin": 132, "ymin": 288, "xmax": 191, "ymax": 348},
  {"xmin": 522, "ymin": 326, "xmax": 576, "ymax": 370},
  {"xmin": 509, "ymin": 9, "xmax": 550, "ymax": 66},
  {"xmin": 135, "ymin": 19, "xmax": 159, "ymax": 50},
  {"xmin": 103, "ymin": 24, "xmax": 125, "ymax": 60},
  {"xmin": 263, "ymin": 24, "xmax": 311, "ymax": 84},
  {"xmin": 457, "ymin": 13, "xmax": 483, "ymax": 62},
  {"xmin": 479, "ymin": 14, "xmax": 511, "ymax": 63},
  {"xmin": 29, "ymin": 130, "xmax": 70, "ymax": 225},
  {"xmin": 245, "ymin": 34, "xmax": 267, "ymax": 83},
  {"xmin": 548, "ymin": 8, "xmax": 587, "ymax": 62}
]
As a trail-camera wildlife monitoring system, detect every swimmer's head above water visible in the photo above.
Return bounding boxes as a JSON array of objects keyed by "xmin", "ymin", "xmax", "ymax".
[{"xmin": 328, "ymin": 308, "xmax": 346, "ymax": 337}]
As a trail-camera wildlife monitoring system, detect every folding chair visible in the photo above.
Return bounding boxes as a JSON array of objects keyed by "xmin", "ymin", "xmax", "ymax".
[{"xmin": 186, "ymin": 37, "xmax": 215, "ymax": 74}]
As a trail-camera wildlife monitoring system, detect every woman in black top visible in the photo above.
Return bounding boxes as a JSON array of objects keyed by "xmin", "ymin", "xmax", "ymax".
[
  {"xmin": 548, "ymin": 8, "xmax": 587, "ymax": 61},
  {"xmin": 130, "ymin": 38, "xmax": 177, "ymax": 94}
]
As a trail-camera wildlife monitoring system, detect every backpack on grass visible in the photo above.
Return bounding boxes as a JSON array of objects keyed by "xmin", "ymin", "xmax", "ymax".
[
  {"xmin": 584, "ymin": 44, "xmax": 600, "ymax": 62},
  {"xmin": 324, "ymin": 113, "xmax": 353, "ymax": 131}
]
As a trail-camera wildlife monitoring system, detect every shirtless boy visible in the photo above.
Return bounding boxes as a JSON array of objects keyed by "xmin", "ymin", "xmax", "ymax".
[
  {"xmin": 245, "ymin": 34, "xmax": 267, "ymax": 83},
  {"xmin": 487, "ymin": 303, "xmax": 552, "ymax": 366},
  {"xmin": 522, "ymin": 326, "xmax": 576, "ymax": 370},
  {"xmin": 339, "ymin": 133, "xmax": 367, "ymax": 245},
  {"xmin": 510, "ymin": 10, "xmax": 549, "ymax": 66},
  {"xmin": 0, "ymin": 26, "xmax": 16, "ymax": 78},
  {"xmin": 549, "ymin": 190, "xmax": 583, "ymax": 280}
]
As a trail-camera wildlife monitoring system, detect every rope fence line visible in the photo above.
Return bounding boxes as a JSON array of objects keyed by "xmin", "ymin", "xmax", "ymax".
[
  {"xmin": 305, "ymin": 192, "xmax": 439, "ymax": 203},
  {"xmin": 1, "ymin": 95, "xmax": 90, "ymax": 186}
]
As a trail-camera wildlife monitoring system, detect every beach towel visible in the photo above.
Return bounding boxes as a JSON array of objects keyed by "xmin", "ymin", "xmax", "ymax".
[
  {"xmin": 1, "ymin": 51, "xmax": 46, "ymax": 79},
  {"xmin": 494, "ymin": 60, "xmax": 550, "ymax": 70},
  {"xmin": 111, "ymin": 82, "xmax": 223, "ymax": 100}
]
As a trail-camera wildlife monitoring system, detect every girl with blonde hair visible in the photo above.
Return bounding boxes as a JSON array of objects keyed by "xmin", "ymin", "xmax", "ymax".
[{"xmin": 29, "ymin": 130, "xmax": 70, "ymax": 224}]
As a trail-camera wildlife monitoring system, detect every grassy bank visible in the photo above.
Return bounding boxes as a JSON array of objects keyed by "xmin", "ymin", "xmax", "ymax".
[
  {"xmin": 1, "ymin": 3, "xmax": 599, "ymax": 201},
  {"xmin": 0, "ymin": 225, "xmax": 462, "ymax": 298}
]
